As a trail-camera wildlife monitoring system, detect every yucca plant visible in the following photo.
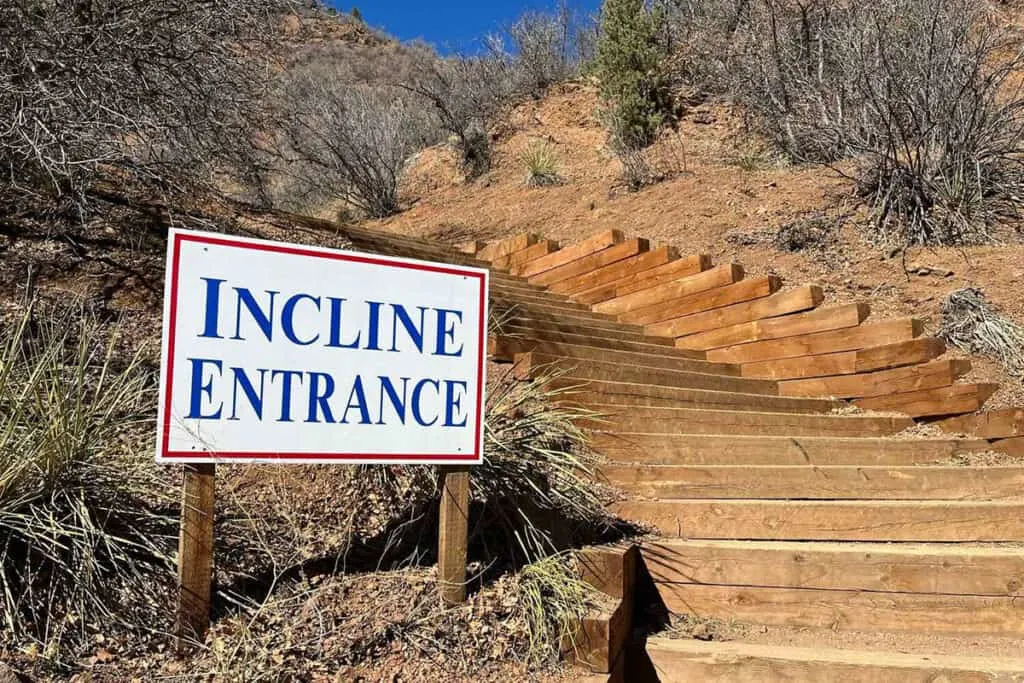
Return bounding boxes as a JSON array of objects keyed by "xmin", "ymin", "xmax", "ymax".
[
  {"xmin": 521, "ymin": 141, "xmax": 564, "ymax": 187},
  {"xmin": 0, "ymin": 305, "xmax": 175, "ymax": 658}
]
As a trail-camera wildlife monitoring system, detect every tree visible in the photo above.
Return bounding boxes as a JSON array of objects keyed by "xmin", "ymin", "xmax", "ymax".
[
  {"xmin": 594, "ymin": 0, "xmax": 673, "ymax": 149},
  {"xmin": 351, "ymin": 6, "xmax": 363, "ymax": 22}
]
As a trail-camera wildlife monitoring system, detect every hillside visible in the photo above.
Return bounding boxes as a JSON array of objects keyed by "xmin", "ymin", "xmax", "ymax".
[{"xmin": 366, "ymin": 83, "xmax": 1024, "ymax": 407}]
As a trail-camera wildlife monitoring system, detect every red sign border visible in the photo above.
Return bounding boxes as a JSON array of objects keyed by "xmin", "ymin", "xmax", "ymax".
[{"xmin": 159, "ymin": 230, "xmax": 488, "ymax": 463}]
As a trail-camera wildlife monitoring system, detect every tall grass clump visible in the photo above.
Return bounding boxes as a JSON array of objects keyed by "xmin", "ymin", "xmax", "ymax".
[
  {"xmin": 0, "ymin": 306, "xmax": 174, "ymax": 658},
  {"xmin": 521, "ymin": 141, "xmax": 564, "ymax": 187}
]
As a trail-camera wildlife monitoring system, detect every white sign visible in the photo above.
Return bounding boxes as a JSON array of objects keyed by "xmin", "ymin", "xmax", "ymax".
[{"xmin": 156, "ymin": 229, "xmax": 489, "ymax": 465}]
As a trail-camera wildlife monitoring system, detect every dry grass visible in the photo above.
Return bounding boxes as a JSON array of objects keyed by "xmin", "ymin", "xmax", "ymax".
[{"xmin": 0, "ymin": 305, "xmax": 176, "ymax": 661}]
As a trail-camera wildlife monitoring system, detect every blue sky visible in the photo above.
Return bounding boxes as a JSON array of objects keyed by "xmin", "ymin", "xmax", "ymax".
[{"xmin": 331, "ymin": 1, "xmax": 602, "ymax": 52}]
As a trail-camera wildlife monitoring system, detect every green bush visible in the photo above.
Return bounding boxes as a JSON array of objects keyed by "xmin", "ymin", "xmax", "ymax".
[{"xmin": 594, "ymin": 0, "xmax": 673, "ymax": 149}]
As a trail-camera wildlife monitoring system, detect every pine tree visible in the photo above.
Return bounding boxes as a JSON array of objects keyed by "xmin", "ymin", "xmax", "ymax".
[
  {"xmin": 350, "ymin": 6, "xmax": 363, "ymax": 22},
  {"xmin": 594, "ymin": 0, "xmax": 671, "ymax": 149}
]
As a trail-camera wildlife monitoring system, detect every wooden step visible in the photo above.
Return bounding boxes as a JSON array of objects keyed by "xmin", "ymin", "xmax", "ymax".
[
  {"xmin": 935, "ymin": 408, "xmax": 1024, "ymax": 439},
  {"xmin": 642, "ymin": 540, "xmax": 1024, "ymax": 595},
  {"xmin": 610, "ymin": 500, "xmax": 1024, "ymax": 541},
  {"xmin": 780, "ymin": 359, "xmax": 972, "ymax": 399},
  {"xmin": 655, "ymin": 583, "xmax": 1024, "ymax": 636},
  {"xmin": 618, "ymin": 277, "xmax": 782, "ymax": 326},
  {"xmin": 499, "ymin": 319, "xmax": 659, "ymax": 345},
  {"xmin": 476, "ymin": 233, "xmax": 540, "ymax": 261},
  {"xmin": 574, "ymin": 254, "xmax": 714, "ymax": 306},
  {"xmin": 677, "ymin": 303, "xmax": 871, "ymax": 352},
  {"xmin": 490, "ymin": 338, "xmax": 737, "ymax": 375},
  {"xmin": 706, "ymin": 319, "xmax": 925, "ymax": 364},
  {"xmin": 588, "ymin": 409, "xmax": 911, "ymax": 438},
  {"xmin": 492, "ymin": 298, "xmax": 622, "ymax": 325},
  {"xmin": 653, "ymin": 286, "xmax": 824, "ymax": 340},
  {"xmin": 514, "ymin": 352, "xmax": 777, "ymax": 396},
  {"xmin": 855, "ymin": 382, "xmax": 999, "ymax": 418},
  {"xmin": 550, "ymin": 247, "xmax": 680, "ymax": 296},
  {"xmin": 513, "ymin": 230, "xmax": 624, "ymax": 278},
  {"xmin": 644, "ymin": 637, "xmax": 1024, "ymax": 680},
  {"xmin": 501, "ymin": 327, "xmax": 703, "ymax": 358},
  {"xmin": 594, "ymin": 264, "xmax": 744, "ymax": 317},
  {"xmin": 500, "ymin": 311, "xmax": 639, "ymax": 335},
  {"xmin": 558, "ymin": 386, "xmax": 840, "ymax": 414},
  {"xmin": 490, "ymin": 239, "xmax": 559, "ymax": 270},
  {"xmin": 528, "ymin": 239, "xmax": 649, "ymax": 287},
  {"xmin": 740, "ymin": 338, "xmax": 947, "ymax": 380},
  {"xmin": 602, "ymin": 465, "xmax": 1024, "ymax": 500},
  {"xmin": 592, "ymin": 434, "xmax": 998, "ymax": 465}
]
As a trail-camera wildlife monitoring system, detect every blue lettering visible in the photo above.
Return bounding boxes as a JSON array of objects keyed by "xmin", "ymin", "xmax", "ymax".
[
  {"xmin": 433, "ymin": 309, "xmax": 464, "ymax": 357},
  {"xmin": 282, "ymin": 294, "xmax": 321, "ymax": 346},
  {"xmin": 340, "ymin": 375, "xmax": 371, "ymax": 424},
  {"xmin": 186, "ymin": 358, "xmax": 223, "ymax": 420},
  {"xmin": 377, "ymin": 376, "xmax": 410, "ymax": 425},
  {"xmin": 326, "ymin": 297, "xmax": 361, "ymax": 349},
  {"xmin": 198, "ymin": 278, "xmax": 226, "ymax": 339},
  {"xmin": 443, "ymin": 380, "xmax": 468, "ymax": 427},
  {"xmin": 232, "ymin": 287, "xmax": 278, "ymax": 341},
  {"xmin": 229, "ymin": 367, "xmax": 267, "ymax": 420},
  {"xmin": 270, "ymin": 369, "xmax": 304, "ymax": 422},
  {"xmin": 411, "ymin": 378, "xmax": 440, "ymax": 426},
  {"xmin": 389, "ymin": 304, "xmax": 427, "ymax": 353},
  {"xmin": 305, "ymin": 372, "xmax": 336, "ymax": 423},
  {"xmin": 365, "ymin": 301, "xmax": 384, "ymax": 351}
]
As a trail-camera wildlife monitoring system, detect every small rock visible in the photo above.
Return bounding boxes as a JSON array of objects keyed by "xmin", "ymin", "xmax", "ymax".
[{"xmin": 690, "ymin": 623, "xmax": 714, "ymax": 641}]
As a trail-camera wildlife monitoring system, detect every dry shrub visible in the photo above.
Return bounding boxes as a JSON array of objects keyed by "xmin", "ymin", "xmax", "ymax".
[
  {"xmin": 0, "ymin": 306, "xmax": 175, "ymax": 660},
  {"xmin": 940, "ymin": 288, "xmax": 1024, "ymax": 376},
  {"xmin": 0, "ymin": 0, "xmax": 296, "ymax": 227},
  {"xmin": 722, "ymin": 0, "xmax": 1024, "ymax": 245}
]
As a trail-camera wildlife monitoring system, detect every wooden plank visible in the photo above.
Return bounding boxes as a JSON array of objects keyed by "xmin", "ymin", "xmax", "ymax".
[
  {"xmin": 528, "ymin": 238, "xmax": 649, "ymax": 287},
  {"xmin": 707, "ymin": 319, "xmax": 925, "ymax": 364},
  {"xmin": 618, "ymin": 276, "xmax": 782, "ymax": 326},
  {"xmin": 557, "ymin": 387, "xmax": 840, "ymax": 415},
  {"xmin": 489, "ymin": 337, "xmax": 737, "ymax": 374},
  {"xmin": 855, "ymin": 382, "xmax": 998, "ymax": 418},
  {"xmin": 678, "ymin": 303, "xmax": 870, "ymax": 351},
  {"xmin": 857, "ymin": 337, "xmax": 947, "ymax": 373},
  {"xmin": 490, "ymin": 239, "xmax": 559, "ymax": 270},
  {"xmin": 992, "ymin": 437, "xmax": 1024, "ymax": 456},
  {"xmin": 780, "ymin": 359, "xmax": 971, "ymax": 399},
  {"xmin": 578, "ymin": 544, "xmax": 638, "ymax": 601},
  {"xmin": 438, "ymin": 466, "xmax": 470, "ymax": 605},
  {"xmin": 455, "ymin": 240, "xmax": 485, "ymax": 254},
  {"xmin": 935, "ymin": 408, "xmax": 1024, "ymax": 439},
  {"xmin": 740, "ymin": 338, "xmax": 946, "ymax": 380},
  {"xmin": 656, "ymin": 286, "xmax": 824, "ymax": 341},
  {"xmin": 603, "ymin": 464, "xmax": 1024, "ymax": 500},
  {"xmin": 592, "ymin": 433, "xmax": 995, "ymax": 466},
  {"xmin": 642, "ymin": 539, "xmax": 1024, "ymax": 596},
  {"xmin": 499, "ymin": 326, "xmax": 688, "ymax": 356},
  {"xmin": 646, "ymin": 638, "xmax": 1024, "ymax": 682},
  {"xmin": 514, "ymin": 352, "xmax": 778, "ymax": 395},
  {"xmin": 610, "ymin": 499, "xmax": 1024, "ymax": 541},
  {"xmin": 513, "ymin": 230, "xmax": 624, "ymax": 278},
  {"xmin": 477, "ymin": 233, "xmax": 539, "ymax": 261},
  {"xmin": 655, "ymin": 583, "xmax": 1024, "ymax": 636},
  {"xmin": 176, "ymin": 463, "xmax": 216, "ymax": 651},
  {"xmin": 594, "ymin": 264, "xmax": 744, "ymax": 317},
  {"xmin": 551, "ymin": 246, "xmax": 678, "ymax": 296},
  {"xmin": 574, "ymin": 254, "xmax": 714, "ymax": 306},
  {"xmin": 588, "ymin": 409, "xmax": 910, "ymax": 437}
]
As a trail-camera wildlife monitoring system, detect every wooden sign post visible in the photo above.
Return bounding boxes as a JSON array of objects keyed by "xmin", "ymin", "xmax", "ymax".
[
  {"xmin": 438, "ymin": 466, "xmax": 470, "ymax": 605},
  {"xmin": 175, "ymin": 463, "xmax": 216, "ymax": 651},
  {"xmin": 156, "ymin": 229, "xmax": 488, "ymax": 644}
]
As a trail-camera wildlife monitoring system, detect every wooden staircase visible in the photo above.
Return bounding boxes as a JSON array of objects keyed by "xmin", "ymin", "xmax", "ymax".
[{"xmin": 322, "ymin": 220, "xmax": 1024, "ymax": 681}]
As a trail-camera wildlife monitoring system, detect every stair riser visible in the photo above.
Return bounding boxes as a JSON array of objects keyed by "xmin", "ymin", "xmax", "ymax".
[
  {"xmin": 642, "ymin": 542, "xmax": 1024, "ymax": 596},
  {"xmin": 612, "ymin": 501, "xmax": 1024, "ymax": 542},
  {"xmin": 552, "ymin": 386, "xmax": 840, "ymax": 414},
  {"xmin": 589, "ymin": 418, "xmax": 907, "ymax": 438},
  {"xmin": 657, "ymin": 584, "xmax": 1024, "ymax": 636},
  {"xmin": 593, "ymin": 435, "xmax": 997, "ymax": 466},
  {"xmin": 491, "ymin": 338, "xmax": 735, "ymax": 375},
  {"xmin": 602, "ymin": 466, "xmax": 1024, "ymax": 500}
]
